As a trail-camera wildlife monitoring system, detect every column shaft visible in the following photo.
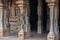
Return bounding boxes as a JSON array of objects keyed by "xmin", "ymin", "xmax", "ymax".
[
  {"xmin": 37, "ymin": 0, "xmax": 42, "ymax": 34},
  {"xmin": 11, "ymin": 5, "xmax": 15, "ymax": 17},
  {"xmin": 49, "ymin": 5, "xmax": 54, "ymax": 32},
  {"xmin": 47, "ymin": 4, "xmax": 56, "ymax": 40},
  {"xmin": 24, "ymin": 4, "xmax": 31, "ymax": 38},
  {"xmin": 16, "ymin": 0, "xmax": 26, "ymax": 40}
]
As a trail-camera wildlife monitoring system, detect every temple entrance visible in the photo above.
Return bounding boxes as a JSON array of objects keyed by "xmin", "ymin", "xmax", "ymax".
[{"xmin": 29, "ymin": 0, "xmax": 38, "ymax": 32}]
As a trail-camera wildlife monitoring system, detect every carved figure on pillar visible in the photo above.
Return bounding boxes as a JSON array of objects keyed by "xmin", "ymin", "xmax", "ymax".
[
  {"xmin": 16, "ymin": 0, "xmax": 25, "ymax": 39},
  {"xmin": 16, "ymin": 0, "xmax": 31, "ymax": 39}
]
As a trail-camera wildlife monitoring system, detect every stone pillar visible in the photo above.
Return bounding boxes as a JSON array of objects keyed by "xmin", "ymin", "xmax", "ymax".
[
  {"xmin": 46, "ymin": 0, "xmax": 58, "ymax": 40},
  {"xmin": 0, "ymin": 1, "xmax": 3, "ymax": 37},
  {"xmin": 24, "ymin": 0, "xmax": 31, "ymax": 38},
  {"xmin": 37, "ymin": 0, "xmax": 42, "ymax": 34},
  {"xmin": 16, "ymin": 0, "xmax": 31, "ymax": 38},
  {"xmin": 16, "ymin": 0, "xmax": 26, "ymax": 40}
]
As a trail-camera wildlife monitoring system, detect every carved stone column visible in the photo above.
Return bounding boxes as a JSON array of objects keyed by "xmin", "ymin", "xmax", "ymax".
[
  {"xmin": 16, "ymin": 0, "xmax": 25, "ymax": 39},
  {"xmin": 46, "ymin": 0, "xmax": 59, "ymax": 40},
  {"xmin": 16, "ymin": 0, "xmax": 31, "ymax": 38},
  {"xmin": 0, "ymin": 1, "xmax": 3, "ymax": 37},
  {"xmin": 37, "ymin": 0, "xmax": 42, "ymax": 34},
  {"xmin": 24, "ymin": 0, "xmax": 31, "ymax": 38}
]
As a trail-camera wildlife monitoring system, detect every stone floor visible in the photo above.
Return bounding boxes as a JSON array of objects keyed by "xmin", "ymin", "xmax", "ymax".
[
  {"xmin": 0, "ymin": 32, "xmax": 47, "ymax": 40},
  {"xmin": 0, "ymin": 37, "xmax": 46, "ymax": 40}
]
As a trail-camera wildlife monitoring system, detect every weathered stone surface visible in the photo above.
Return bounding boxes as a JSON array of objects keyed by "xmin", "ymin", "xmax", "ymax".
[{"xmin": 47, "ymin": 32, "xmax": 56, "ymax": 40}]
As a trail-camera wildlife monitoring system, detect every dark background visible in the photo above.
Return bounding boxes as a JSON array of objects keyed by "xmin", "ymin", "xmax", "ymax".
[
  {"xmin": 29, "ymin": 0, "xmax": 38, "ymax": 32},
  {"xmin": 29, "ymin": 0, "xmax": 47, "ymax": 33}
]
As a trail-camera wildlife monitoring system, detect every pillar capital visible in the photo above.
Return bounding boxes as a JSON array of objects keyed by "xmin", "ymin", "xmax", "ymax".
[
  {"xmin": 16, "ymin": 0, "xmax": 26, "ymax": 16},
  {"xmin": 46, "ymin": 0, "xmax": 58, "ymax": 4},
  {"xmin": 16, "ymin": 0, "xmax": 26, "ymax": 7},
  {"xmin": 0, "ymin": 1, "xmax": 3, "ymax": 8}
]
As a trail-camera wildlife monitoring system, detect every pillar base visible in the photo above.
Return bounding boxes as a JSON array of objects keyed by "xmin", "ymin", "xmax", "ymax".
[
  {"xmin": 55, "ymin": 33, "xmax": 59, "ymax": 40},
  {"xmin": 47, "ymin": 32, "xmax": 56, "ymax": 40},
  {"xmin": 3, "ymin": 27, "xmax": 9, "ymax": 36},
  {"xmin": 24, "ymin": 24, "xmax": 31, "ymax": 38},
  {"xmin": 3, "ymin": 32, "xmax": 9, "ymax": 36},
  {"xmin": 18, "ymin": 29, "xmax": 25, "ymax": 40},
  {"xmin": 37, "ymin": 26, "xmax": 42, "ymax": 34}
]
